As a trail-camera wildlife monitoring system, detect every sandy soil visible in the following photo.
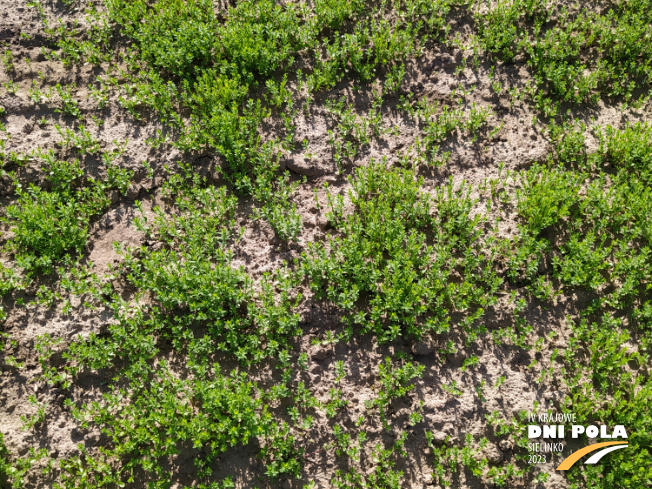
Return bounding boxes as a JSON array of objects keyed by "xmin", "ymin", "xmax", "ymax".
[{"xmin": 0, "ymin": 1, "xmax": 650, "ymax": 488}]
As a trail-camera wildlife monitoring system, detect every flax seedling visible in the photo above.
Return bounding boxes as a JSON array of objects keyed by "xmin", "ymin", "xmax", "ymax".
[
  {"xmin": 3, "ymin": 81, "xmax": 18, "ymax": 95},
  {"xmin": 368, "ymin": 356, "xmax": 424, "ymax": 430},
  {"xmin": 55, "ymin": 84, "xmax": 81, "ymax": 118},
  {"xmin": 325, "ymin": 361, "xmax": 349, "ymax": 418},
  {"xmin": 442, "ymin": 380, "xmax": 463, "ymax": 398},
  {"xmin": 460, "ymin": 355, "xmax": 479, "ymax": 372},
  {"xmin": 19, "ymin": 396, "xmax": 48, "ymax": 431}
]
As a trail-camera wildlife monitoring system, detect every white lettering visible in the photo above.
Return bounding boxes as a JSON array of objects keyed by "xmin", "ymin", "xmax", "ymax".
[
  {"xmin": 600, "ymin": 425, "xmax": 612, "ymax": 438},
  {"xmin": 612, "ymin": 425, "xmax": 628, "ymax": 439},
  {"xmin": 586, "ymin": 425, "xmax": 599, "ymax": 438},
  {"xmin": 572, "ymin": 425, "xmax": 585, "ymax": 438},
  {"xmin": 543, "ymin": 425, "xmax": 557, "ymax": 438},
  {"xmin": 529, "ymin": 425, "xmax": 542, "ymax": 438}
]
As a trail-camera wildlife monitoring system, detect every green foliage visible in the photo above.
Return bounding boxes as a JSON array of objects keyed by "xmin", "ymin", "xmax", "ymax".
[
  {"xmin": 314, "ymin": 18, "xmax": 421, "ymax": 89},
  {"xmin": 219, "ymin": 0, "xmax": 305, "ymax": 80},
  {"xmin": 89, "ymin": 0, "xmax": 456, "ymax": 190},
  {"xmin": 55, "ymin": 124, "xmax": 101, "ymax": 155},
  {"xmin": 114, "ymin": 168, "xmax": 303, "ymax": 365},
  {"xmin": 259, "ymin": 421, "xmax": 303, "ymax": 479},
  {"xmin": 0, "ymin": 431, "xmax": 10, "ymax": 483},
  {"xmin": 369, "ymin": 356, "xmax": 424, "ymax": 428},
  {"xmin": 400, "ymin": 95, "xmax": 494, "ymax": 165},
  {"xmin": 0, "ymin": 439, "xmax": 50, "ymax": 489},
  {"xmin": 515, "ymin": 123, "xmax": 652, "ymax": 322},
  {"xmin": 4, "ymin": 158, "xmax": 114, "ymax": 275},
  {"xmin": 113, "ymin": 0, "xmax": 217, "ymax": 80},
  {"xmin": 104, "ymin": 0, "xmax": 301, "ymax": 193},
  {"xmin": 516, "ymin": 163, "xmax": 583, "ymax": 235},
  {"xmin": 0, "ymin": 264, "xmax": 22, "ymax": 296},
  {"xmin": 98, "ymin": 368, "xmax": 270, "ymax": 481},
  {"xmin": 476, "ymin": 0, "xmax": 652, "ymax": 112},
  {"xmin": 13, "ymin": 2, "xmax": 652, "ymax": 488},
  {"xmin": 55, "ymin": 446, "xmax": 123, "ymax": 489},
  {"xmin": 331, "ymin": 436, "xmax": 407, "ymax": 489},
  {"xmin": 55, "ymin": 84, "xmax": 82, "ymax": 118},
  {"xmin": 597, "ymin": 122, "xmax": 652, "ymax": 182},
  {"xmin": 513, "ymin": 123, "xmax": 652, "ymax": 488},
  {"xmin": 52, "ymin": 169, "xmax": 305, "ymax": 485},
  {"xmin": 314, "ymin": 0, "xmax": 364, "ymax": 31},
  {"xmin": 565, "ymin": 315, "xmax": 652, "ymax": 489},
  {"xmin": 304, "ymin": 161, "xmax": 500, "ymax": 342},
  {"xmin": 431, "ymin": 435, "xmax": 486, "ymax": 487},
  {"xmin": 1, "ymin": 50, "xmax": 15, "ymax": 73}
]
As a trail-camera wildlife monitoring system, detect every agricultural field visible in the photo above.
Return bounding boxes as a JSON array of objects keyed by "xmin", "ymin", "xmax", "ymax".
[{"xmin": 0, "ymin": 0, "xmax": 651, "ymax": 487}]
